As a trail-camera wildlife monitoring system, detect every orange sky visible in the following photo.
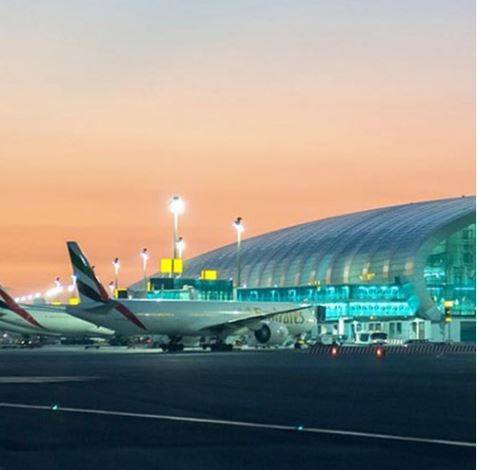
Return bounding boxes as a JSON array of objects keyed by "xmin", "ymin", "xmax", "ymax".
[{"xmin": 0, "ymin": 1, "xmax": 475, "ymax": 295}]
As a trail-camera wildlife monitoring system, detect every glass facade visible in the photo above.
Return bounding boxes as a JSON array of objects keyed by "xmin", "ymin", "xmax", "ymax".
[
  {"xmin": 237, "ymin": 283, "xmax": 417, "ymax": 320},
  {"xmin": 424, "ymin": 224, "xmax": 475, "ymax": 316},
  {"xmin": 147, "ymin": 277, "xmax": 234, "ymax": 301}
]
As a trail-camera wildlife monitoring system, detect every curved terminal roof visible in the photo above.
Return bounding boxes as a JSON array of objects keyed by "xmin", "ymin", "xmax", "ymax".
[{"xmin": 184, "ymin": 197, "xmax": 476, "ymax": 289}]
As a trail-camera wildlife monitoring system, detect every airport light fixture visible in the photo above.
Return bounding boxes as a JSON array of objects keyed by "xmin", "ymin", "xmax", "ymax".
[
  {"xmin": 69, "ymin": 275, "xmax": 78, "ymax": 298},
  {"xmin": 233, "ymin": 217, "xmax": 244, "ymax": 288},
  {"xmin": 168, "ymin": 195, "xmax": 185, "ymax": 259},
  {"xmin": 41, "ymin": 277, "xmax": 63, "ymax": 303},
  {"xmin": 44, "ymin": 290, "xmax": 53, "ymax": 299},
  {"xmin": 113, "ymin": 257, "xmax": 120, "ymax": 289},
  {"xmin": 140, "ymin": 248, "xmax": 149, "ymax": 291},
  {"xmin": 15, "ymin": 289, "xmax": 47, "ymax": 304},
  {"xmin": 54, "ymin": 277, "xmax": 63, "ymax": 301},
  {"xmin": 376, "ymin": 346, "xmax": 385, "ymax": 358}
]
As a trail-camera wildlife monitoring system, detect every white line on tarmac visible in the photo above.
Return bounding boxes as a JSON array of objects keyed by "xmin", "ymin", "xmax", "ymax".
[
  {"xmin": 0, "ymin": 402, "xmax": 474, "ymax": 448},
  {"xmin": 0, "ymin": 377, "xmax": 99, "ymax": 384}
]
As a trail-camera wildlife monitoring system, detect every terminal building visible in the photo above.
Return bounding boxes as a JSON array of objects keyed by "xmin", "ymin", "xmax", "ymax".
[{"xmin": 178, "ymin": 197, "xmax": 475, "ymax": 343}]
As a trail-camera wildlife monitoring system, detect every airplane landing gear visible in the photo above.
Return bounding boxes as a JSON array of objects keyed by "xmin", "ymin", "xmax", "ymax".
[
  {"xmin": 209, "ymin": 341, "xmax": 233, "ymax": 352},
  {"xmin": 294, "ymin": 337, "xmax": 306, "ymax": 350},
  {"xmin": 164, "ymin": 343, "xmax": 184, "ymax": 352},
  {"xmin": 160, "ymin": 337, "xmax": 184, "ymax": 352}
]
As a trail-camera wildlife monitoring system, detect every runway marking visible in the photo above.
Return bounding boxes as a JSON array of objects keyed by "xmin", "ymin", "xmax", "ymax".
[
  {"xmin": 0, "ymin": 402, "xmax": 474, "ymax": 448},
  {"xmin": 0, "ymin": 377, "xmax": 99, "ymax": 384}
]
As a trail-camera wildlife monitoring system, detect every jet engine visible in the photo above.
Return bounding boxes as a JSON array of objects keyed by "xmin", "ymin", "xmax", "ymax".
[{"xmin": 253, "ymin": 321, "xmax": 289, "ymax": 345}]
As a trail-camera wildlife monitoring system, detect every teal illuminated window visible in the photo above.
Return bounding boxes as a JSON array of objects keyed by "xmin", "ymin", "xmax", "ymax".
[{"xmin": 424, "ymin": 224, "xmax": 476, "ymax": 317}]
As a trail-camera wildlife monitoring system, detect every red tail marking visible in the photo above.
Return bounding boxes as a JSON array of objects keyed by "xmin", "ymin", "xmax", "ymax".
[
  {"xmin": 0, "ymin": 287, "xmax": 43, "ymax": 329},
  {"xmin": 114, "ymin": 303, "xmax": 146, "ymax": 330}
]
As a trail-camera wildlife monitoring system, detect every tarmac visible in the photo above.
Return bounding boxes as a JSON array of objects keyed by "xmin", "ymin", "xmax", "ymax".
[{"xmin": 0, "ymin": 347, "xmax": 475, "ymax": 469}]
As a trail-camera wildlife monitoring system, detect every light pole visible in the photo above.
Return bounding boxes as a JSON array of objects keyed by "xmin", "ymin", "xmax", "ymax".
[
  {"xmin": 168, "ymin": 196, "xmax": 185, "ymax": 259},
  {"xmin": 176, "ymin": 237, "xmax": 185, "ymax": 259},
  {"xmin": 108, "ymin": 281, "xmax": 115, "ymax": 296},
  {"xmin": 67, "ymin": 275, "xmax": 76, "ymax": 301},
  {"xmin": 140, "ymin": 248, "xmax": 149, "ymax": 292},
  {"xmin": 233, "ymin": 217, "xmax": 244, "ymax": 288},
  {"xmin": 70, "ymin": 274, "xmax": 77, "ymax": 290},
  {"xmin": 54, "ymin": 277, "xmax": 63, "ymax": 302},
  {"xmin": 112, "ymin": 257, "xmax": 120, "ymax": 291}
]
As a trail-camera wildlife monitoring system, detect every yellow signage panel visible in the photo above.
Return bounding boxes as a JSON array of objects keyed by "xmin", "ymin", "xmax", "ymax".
[
  {"xmin": 160, "ymin": 258, "xmax": 182, "ymax": 274},
  {"xmin": 173, "ymin": 258, "xmax": 183, "ymax": 274},
  {"xmin": 116, "ymin": 288, "xmax": 128, "ymax": 299},
  {"xmin": 160, "ymin": 258, "xmax": 173, "ymax": 274},
  {"xmin": 201, "ymin": 269, "xmax": 217, "ymax": 280}
]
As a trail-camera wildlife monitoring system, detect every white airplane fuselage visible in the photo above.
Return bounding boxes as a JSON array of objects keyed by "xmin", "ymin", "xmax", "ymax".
[
  {"xmin": 0, "ymin": 319, "xmax": 42, "ymax": 335},
  {"xmin": 67, "ymin": 299, "xmax": 316, "ymax": 339},
  {"xmin": 0, "ymin": 304, "xmax": 114, "ymax": 337}
]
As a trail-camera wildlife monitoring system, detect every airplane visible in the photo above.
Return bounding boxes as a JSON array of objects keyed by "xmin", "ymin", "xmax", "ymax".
[
  {"xmin": 0, "ymin": 285, "xmax": 115, "ymax": 338},
  {"xmin": 66, "ymin": 241, "xmax": 317, "ymax": 351}
]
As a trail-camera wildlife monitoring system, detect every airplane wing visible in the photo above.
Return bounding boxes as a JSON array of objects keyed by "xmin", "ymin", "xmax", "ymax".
[{"xmin": 200, "ymin": 304, "xmax": 312, "ymax": 334}]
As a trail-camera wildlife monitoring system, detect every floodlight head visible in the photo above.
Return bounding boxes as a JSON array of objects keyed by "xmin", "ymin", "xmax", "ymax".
[
  {"xmin": 169, "ymin": 195, "xmax": 185, "ymax": 215},
  {"xmin": 233, "ymin": 217, "xmax": 244, "ymax": 234}
]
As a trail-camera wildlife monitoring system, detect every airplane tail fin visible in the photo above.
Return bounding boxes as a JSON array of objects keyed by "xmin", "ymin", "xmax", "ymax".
[
  {"xmin": 66, "ymin": 242, "xmax": 110, "ymax": 305},
  {"xmin": 0, "ymin": 284, "xmax": 18, "ymax": 307},
  {"xmin": 0, "ymin": 285, "xmax": 43, "ymax": 328}
]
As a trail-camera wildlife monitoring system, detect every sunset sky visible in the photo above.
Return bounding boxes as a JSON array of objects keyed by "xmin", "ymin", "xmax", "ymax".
[{"xmin": 0, "ymin": 0, "xmax": 475, "ymax": 295}]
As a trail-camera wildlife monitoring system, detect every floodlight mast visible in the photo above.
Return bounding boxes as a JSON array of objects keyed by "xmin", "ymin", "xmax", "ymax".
[
  {"xmin": 169, "ymin": 196, "xmax": 185, "ymax": 259},
  {"xmin": 176, "ymin": 237, "xmax": 185, "ymax": 259},
  {"xmin": 233, "ymin": 217, "xmax": 244, "ymax": 288},
  {"xmin": 113, "ymin": 258, "xmax": 120, "ymax": 290},
  {"xmin": 141, "ymin": 248, "xmax": 149, "ymax": 292}
]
